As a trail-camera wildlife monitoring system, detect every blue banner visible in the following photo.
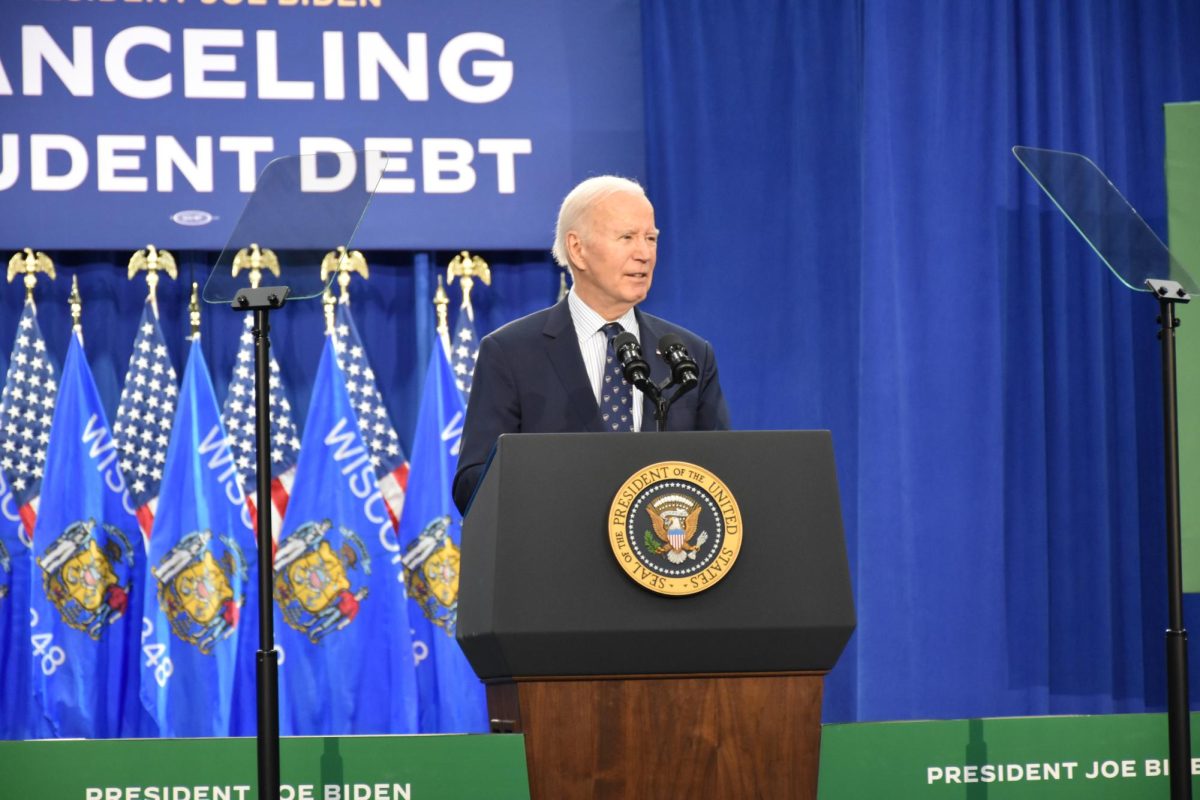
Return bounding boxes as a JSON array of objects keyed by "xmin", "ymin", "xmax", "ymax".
[
  {"xmin": 0, "ymin": 0, "xmax": 644, "ymax": 250},
  {"xmin": 141, "ymin": 339, "xmax": 258, "ymax": 737},
  {"xmin": 276, "ymin": 336, "xmax": 418, "ymax": 735},
  {"xmin": 30, "ymin": 336, "xmax": 150, "ymax": 739},
  {"xmin": 397, "ymin": 339, "xmax": 486, "ymax": 733}
]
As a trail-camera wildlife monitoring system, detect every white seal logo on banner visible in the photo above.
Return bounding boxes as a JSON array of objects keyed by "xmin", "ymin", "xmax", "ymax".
[{"xmin": 171, "ymin": 210, "xmax": 215, "ymax": 226}]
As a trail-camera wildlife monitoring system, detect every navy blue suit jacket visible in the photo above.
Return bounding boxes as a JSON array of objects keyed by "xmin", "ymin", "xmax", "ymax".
[{"xmin": 452, "ymin": 298, "xmax": 730, "ymax": 513}]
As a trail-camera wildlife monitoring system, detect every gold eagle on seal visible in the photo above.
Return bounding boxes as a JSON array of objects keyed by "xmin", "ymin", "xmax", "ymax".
[{"xmin": 647, "ymin": 494, "xmax": 704, "ymax": 564}]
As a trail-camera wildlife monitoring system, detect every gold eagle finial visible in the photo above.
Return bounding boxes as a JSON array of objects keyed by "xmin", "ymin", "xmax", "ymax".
[
  {"xmin": 68, "ymin": 275, "xmax": 83, "ymax": 338},
  {"xmin": 433, "ymin": 275, "xmax": 451, "ymax": 359},
  {"xmin": 320, "ymin": 246, "xmax": 370, "ymax": 302},
  {"xmin": 189, "ymin": 282, "xmax": 202, "ymax": 338},
  {"xmin": 7, "ymin": 248, "xmax": 56, "ymax": 301},
  {"xmin": 231, "ymin": 243, "xmax": 280, "ymax": 289},
  {"xmin": 127, "ymin": 245, "xmax": 177, "ymax": 310},
  {"xmin": 446, "ymin": 251, "xmax": 491, "ymax": 316}
]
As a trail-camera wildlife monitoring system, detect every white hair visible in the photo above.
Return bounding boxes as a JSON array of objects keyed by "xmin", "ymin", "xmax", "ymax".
[{"xmin": 552, "ymin": 175, "xmax": 647, "ymax": 270}]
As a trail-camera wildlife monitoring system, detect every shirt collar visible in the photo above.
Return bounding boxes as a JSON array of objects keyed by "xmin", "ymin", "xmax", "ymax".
[{"xmin": 567, "ymin": 289, "xmax": 639, "ymax": 340}]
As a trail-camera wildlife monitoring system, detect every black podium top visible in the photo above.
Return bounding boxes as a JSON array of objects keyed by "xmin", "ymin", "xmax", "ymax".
[{"xmin": 457, "ymin": 431, "xmax": 856, "ymax": 679}]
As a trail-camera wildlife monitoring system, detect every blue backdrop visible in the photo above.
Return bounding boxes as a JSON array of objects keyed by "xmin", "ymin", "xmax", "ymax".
[{"xmin": 4, "ymin": 0, "xmax": 1200, "ymax": 726}]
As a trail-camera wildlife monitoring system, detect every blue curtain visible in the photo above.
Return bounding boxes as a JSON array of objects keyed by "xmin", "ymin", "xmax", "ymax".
[
  {"xmin": 5, "ymin": 0, "xmax": 1200, "ymax": 726},
  {"xmin": 639, "ymin": 0, "xmax": 1200, "ymax": 723}
]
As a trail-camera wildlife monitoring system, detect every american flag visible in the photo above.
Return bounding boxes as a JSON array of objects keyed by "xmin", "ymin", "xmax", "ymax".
[
  {"xmin": 112, "ymin": 300, "xmax": 178, "ymax": 538},
  {"xmin": 0, "ymin": 299, "xmax": 59, "ymax": 535},
  {"xmin": 449, "ymin": 305, "xmax": 479, "ymax": 399},
  {"xmin": 332, "ymin": 301, "xmax": 410, "ymax": 527},
  {"xmin": 221, "ymin": 314, "xmax": 301, "ymax": 539}
]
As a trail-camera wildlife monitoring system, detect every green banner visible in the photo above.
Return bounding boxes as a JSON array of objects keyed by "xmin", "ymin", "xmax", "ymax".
[
  {"xmin": 818, "ymin": 713, "xmax": 1200, "ymax": 798},
  {"xmin": 0, "ymin": 734, "xmax": 530, "ymax": 800},
  {"xmin": 1165, "ymin": 101, "xmax": 1200, "ymax": 591}
]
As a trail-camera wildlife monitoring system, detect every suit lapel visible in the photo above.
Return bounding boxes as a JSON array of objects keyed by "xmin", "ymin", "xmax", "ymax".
[
  {"xmin": 543, "ymin": 299, "xmax": 606, "ymax": 433},
  {"xmin": 635, "ymin": 310, "xmax": 673, "ymax": 431}
]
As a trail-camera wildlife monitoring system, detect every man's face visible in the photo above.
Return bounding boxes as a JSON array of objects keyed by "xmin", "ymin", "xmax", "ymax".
[{"xmin": 568, "ymin": 191, "xmax": 659, "ymax": 319}]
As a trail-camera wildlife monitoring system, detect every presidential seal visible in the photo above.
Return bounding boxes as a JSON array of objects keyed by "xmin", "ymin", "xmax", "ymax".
[
  {"xmin": 273, "ymin": 519, "xmax": 371, "ymax": 644},
  {"xmin": 609, "ymin": 461, "xmax": 743, "ymax": 596},
  {"xmin": 151, "ymin": 530, "xmax": 248, "ymax": 655},
  {"xmin": 37, "ymin": 519, "xmax": 136, "ymax": 639}
]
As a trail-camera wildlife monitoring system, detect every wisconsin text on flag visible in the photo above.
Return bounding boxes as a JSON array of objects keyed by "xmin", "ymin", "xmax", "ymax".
[{"xmin": 274, "ymin": 336, "xmax": 418, "ymax": 735}]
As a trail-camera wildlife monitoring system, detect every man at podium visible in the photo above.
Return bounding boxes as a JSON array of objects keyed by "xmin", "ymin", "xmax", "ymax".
[{"xmin": 453, "ymin": 175, "xmax": 730, "ymax": 513}]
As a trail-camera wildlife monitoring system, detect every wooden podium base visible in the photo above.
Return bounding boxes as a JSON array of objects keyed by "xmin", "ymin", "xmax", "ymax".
[{"xmin": 487, "ymin": 673, "xmax": 825, "ymax": 800}]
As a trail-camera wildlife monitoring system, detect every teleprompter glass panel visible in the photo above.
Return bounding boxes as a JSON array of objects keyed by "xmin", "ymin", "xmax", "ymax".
[
  {"xmin": 203, "ymin": 151, "xmax": 386, "ymax": 303},
  {"xmin": 1013, "ymin": 146, "xmax": 1198, "ymax": 294}
]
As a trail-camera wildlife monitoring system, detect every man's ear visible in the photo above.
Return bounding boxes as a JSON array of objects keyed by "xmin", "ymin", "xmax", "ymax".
[{"xmin": 566, "ymin": 230, "xmax": 586, "ymax": 273}]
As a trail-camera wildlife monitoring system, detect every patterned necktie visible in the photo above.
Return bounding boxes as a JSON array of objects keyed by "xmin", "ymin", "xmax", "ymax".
[{"xmin": 601, "ymin": 322, "xmax": 635, "ymax": 432}]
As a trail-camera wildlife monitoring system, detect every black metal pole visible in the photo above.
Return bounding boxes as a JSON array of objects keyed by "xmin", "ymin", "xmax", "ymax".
[
  {"xmin": 654, "ymin": 392, "xmax": 667, "ymax": 432},
  {"xmin": 1157, "ymin": 291, "xmax": 1192, "ymax": 800},
  {"xmin": 253, "ymin": 306, "xmax": 281, "ymax": 800}
]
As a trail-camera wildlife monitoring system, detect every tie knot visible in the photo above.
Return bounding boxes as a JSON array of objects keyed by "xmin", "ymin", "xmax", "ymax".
[{"xmin": 602, "ymin": 322, "xmax": 625, "ymax": 342}]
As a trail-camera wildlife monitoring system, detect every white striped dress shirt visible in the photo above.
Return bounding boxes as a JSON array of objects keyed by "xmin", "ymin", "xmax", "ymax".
[{"xmin": 567, "ymin": 290, "xmax": 644, "ymax": 432}]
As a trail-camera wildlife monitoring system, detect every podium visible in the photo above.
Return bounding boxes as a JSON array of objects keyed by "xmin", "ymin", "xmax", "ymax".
[{"xmin": 458, "ymin": 431, "xmax": 855, "ymax": 799}]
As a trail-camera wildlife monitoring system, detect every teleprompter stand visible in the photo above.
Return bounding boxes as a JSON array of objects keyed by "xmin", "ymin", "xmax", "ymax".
[
  {"xmin": 1016, "ymin": 146, "xmax": 1200, "ymax": 800},
  {"xmin": 233, "ymin": 285, "xmax": 289, "ymax": 800},
  {"xmin": 203, "ymin": 151, "xmax": 386, "ymax": 800},
  {"xmin": 1150, "ymin": 278, "xmax": 1193, "ymax": 799},
  {"xmin": 457, "ymin": 431, "xmax": 856, "ymax": 799}
]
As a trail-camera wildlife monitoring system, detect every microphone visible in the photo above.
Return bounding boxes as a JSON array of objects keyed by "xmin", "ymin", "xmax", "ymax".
[
  {"xmin": 656, "ymin": 333, "xmax": 699, "ymax": 390},
  {"xmin": 612, "ymin": 331, "xmax": 656, "ymax": 395}
]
